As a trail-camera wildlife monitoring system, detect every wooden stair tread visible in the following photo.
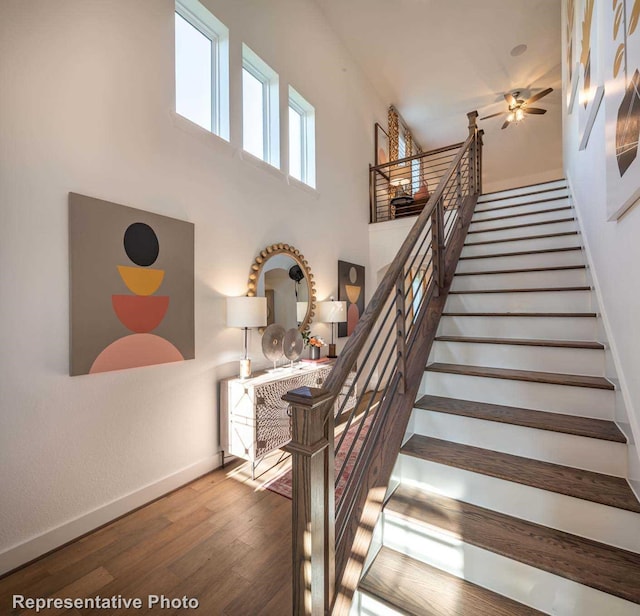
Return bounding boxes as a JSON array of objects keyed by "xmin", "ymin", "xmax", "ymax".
[
  {"xmin": 455, "ymin": 265, "xmax": 586, "ymax": 276},
  {"xmin": 465, "ymin": 230, "xmax": 579, "ymax": 246},
  {"xmin": 443, "ymin": 311, "xmax": 597, "ymax": 317},
  {"xmin": 459, "ymin": 246, "xmax": 581, "ymax": 260},
  {"xmin": 359, "ymin": 546, "xmax": 545, "ymax": 616},
  {"xmin": 401, "ymin": 435, "xmax": 640, "ymax": 513},
  {"xmin": 434, "ymin": 335, "xmax": 604, "ymax": 349},
  {"xmin": 472, "ymin": 205, "xmax": 571, "ymax": 224},
  {"xmin": 477, "ymin": 194, "xmax": 568, "ymax": 211},
  {"xmin": 385, "ymin": 488, "xmax": 640, "ymax": 604},
  {"xmin": 468, "ymin": 217, "xmax": 575, "ymax": 234},
  {"xmin": 414, "ymin": 395, "xmax": 625, "ymax": 442},
  {"xmin": 448, "ymin": 286, "xmax": 590, "ymax": 294},
  {"xmin": 426, "ymin": 362, "xmax": 614, "ymax": 390}
]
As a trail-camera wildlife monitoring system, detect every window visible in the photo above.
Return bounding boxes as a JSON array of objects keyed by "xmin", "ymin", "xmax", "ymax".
[
  {"xmin": 242, "ymin": 45, "xmax": 279, "ymax": 167},
  {"xmin": 288, "ymin": 87, "xmax": 316, "ymax": 187},
  {"xmin": 175, "ymin": 0, "xmax": 229, "ymax": 140}
]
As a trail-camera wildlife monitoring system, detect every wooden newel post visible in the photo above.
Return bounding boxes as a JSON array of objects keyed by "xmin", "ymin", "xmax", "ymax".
[
  {"xmin": 282, "ymin": 386, "xmax": 335, "ymax": 616},
  {"xmin": 467, "ymin": 110, "xmax": 479, "ymax": 194}
]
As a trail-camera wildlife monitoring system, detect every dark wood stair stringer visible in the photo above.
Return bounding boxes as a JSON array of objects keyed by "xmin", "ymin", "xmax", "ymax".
[
  {"xmin": 385, "ymin": 488, "xmax": 640, "ymax": 605},
  {"xmin": 414, "ymin": 395, "xmax": 626, "ymax": 443}
]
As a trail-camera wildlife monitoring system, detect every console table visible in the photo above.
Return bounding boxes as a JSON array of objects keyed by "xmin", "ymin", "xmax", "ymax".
[{"xmin": 220, "ymin": 361, "xmax": 356, "ymax": 477}]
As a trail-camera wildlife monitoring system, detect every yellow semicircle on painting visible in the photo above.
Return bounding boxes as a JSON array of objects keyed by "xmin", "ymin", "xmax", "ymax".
[{"xmin": 117, "ymin": 265, "xmax": 165, "ymax": 296}]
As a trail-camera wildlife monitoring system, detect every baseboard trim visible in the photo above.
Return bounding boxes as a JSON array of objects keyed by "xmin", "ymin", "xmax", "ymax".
[{"xmin": 0, "ymin": 454, "xmax": 222, "ymax": 577}]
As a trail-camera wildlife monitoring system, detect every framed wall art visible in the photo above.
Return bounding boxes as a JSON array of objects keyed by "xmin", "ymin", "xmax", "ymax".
[
  {"xmin": 605, "ymin": 0, "xmax": 640, "ymax": 219},
  {"xmin": 375, "ymin": 123, "xmax": 390, "ymax": 166},
  {"xmin": 69, "ymin": 193, "xmax": 195, "ymax": 375},
  {"xmin": 338, "ymin": 260, "xmax": 365, "ymax": 338}
]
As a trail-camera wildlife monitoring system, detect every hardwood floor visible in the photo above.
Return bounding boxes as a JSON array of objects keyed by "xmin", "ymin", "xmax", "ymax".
[{"xmin": 0, "ymin": 459, "xmax": 293, "ymax": 616}]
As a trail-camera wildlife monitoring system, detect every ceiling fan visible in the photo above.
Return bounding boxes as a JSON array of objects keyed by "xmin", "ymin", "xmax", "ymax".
[{"xmin": 480, "ymin": 88, "xmax": 553, "ymax": 129}]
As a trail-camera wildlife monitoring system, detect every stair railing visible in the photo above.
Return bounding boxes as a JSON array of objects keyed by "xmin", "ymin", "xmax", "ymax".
[{"xmin": 283, "ymin": 112, "xmax": 483, "ymax": 616}]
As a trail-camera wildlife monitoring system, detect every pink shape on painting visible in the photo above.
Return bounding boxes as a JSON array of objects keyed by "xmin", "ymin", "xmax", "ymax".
[
  {"xmin": 89, "ymin": 333, "xmax": 184, "ymax": 374},
  {"xmin": 347, "ymin": 303, "xmax": 359, "ymax": 336}
]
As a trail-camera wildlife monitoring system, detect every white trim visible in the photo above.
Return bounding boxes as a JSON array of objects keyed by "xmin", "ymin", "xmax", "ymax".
[
  {"xmin": 578, "ymin": 85, "xmax": 604, "ymax": 151},
  {"xmin": 566, "ymin": 176, "xmax": 640, "ymax": 499},
  {"xmin": 0, "ymin": 455, "xmax": 222, "ymax": 576},
  {"xmin": 288, "ymin": 85, "xmax": 316, "ymax": 188}
]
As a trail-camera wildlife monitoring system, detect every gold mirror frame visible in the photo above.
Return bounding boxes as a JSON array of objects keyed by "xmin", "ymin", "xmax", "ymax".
[{"xmin": 247, "ymin": 243, "xmax": 316, "ymax": 333}]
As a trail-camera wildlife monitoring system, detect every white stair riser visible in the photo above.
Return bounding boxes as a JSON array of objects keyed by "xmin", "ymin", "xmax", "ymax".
[
  {"xmin": 431, "ymin": 340, "xmax": 604, "ymax": 376},
  {"xmin": 380, "ymin": 510, "xmax": 640, "ymax": 616},
  {"xmin": 420, "ymin": 371, "xmax": 614, "ymax": 418},
  {"xmin": 392, "ymin": 456, "xmax": 640, "ymax": 552},
  {"xmin": 473, "ymin": 197, "xmax": 570, "ymax": 220},
  {"xmin": 445, "ymin": 289, "xmax": 592, "ymax": 313},
  {"xmin": 438, "ymin": 315, "xmax": 597, "ymax": 340},
  {"xmin": 466, "ymin": 220, "xmax": 577, "ymax": 245},
  {"xmin": 457, "ymin": 250, "xmax": 584, "ymax": 272},
  {"xmin": 451, "ymin": 268, "xmax": 587, "ymax": 291},
  {"xmin": 470, "ymin": 208, "xmax": 574, "ymax": 231},
  {"xmin": 351, "ymin": 591, "xmax": 404, "ymax": 616},
  {"xmin": 462, "ymin": 229, "xmax": 580, "ymax": 257},
  {"xmin": 411, "ymin": 408, "xmax": 626, "ymax": 476},
  {"xmin": 477, "ymin": 183, "xmax": 568, "ymax": 204}
]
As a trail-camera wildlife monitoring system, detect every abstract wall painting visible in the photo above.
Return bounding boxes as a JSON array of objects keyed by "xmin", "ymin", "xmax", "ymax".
[
  {"xmin": 577, "ymin": 0, "xmax": 605, "ymax": 149},
  {"xmin": 605, "ymin": 0, "xmax": 640, "ymax": 218},
  {"xmin": 337, "ymin": 261, "xmax": 365, "ymax": 338},
  {"xmin": 69, "ymin": 193, "xmax": 194, "ymax": 376}
]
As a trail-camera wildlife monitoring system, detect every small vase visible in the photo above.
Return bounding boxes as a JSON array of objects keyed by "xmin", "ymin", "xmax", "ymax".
[{"xmin": 310, "ymin": 346, "xmax": 320, "ymax": 360}]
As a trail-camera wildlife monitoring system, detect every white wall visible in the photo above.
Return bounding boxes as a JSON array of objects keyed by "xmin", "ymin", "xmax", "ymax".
[
  {"xmin": 562, "ymin": 16, "xmax": 640, "ymax": 495},
  {"xmin": 0, "ymin": 0, "xmax": 385, "ymax": 573}
]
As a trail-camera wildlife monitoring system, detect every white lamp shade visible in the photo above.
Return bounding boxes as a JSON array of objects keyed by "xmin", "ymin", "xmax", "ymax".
[
  {"xmin": 226, "ymin": 296, "xmax": 267, "ymax": 328},
  {"xmin": 296, "ymin": 301, "xmax": 308, "ymax": 322},
  {"xmin": 317, "ymin": 300, "xmax": 347, "ymax": 323}
]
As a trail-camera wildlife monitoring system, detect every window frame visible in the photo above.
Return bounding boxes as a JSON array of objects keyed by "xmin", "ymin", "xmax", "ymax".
[
  {"xmin": 175, "ymin": 0, "xmax": 229, "ymax": 140},
  {"xmin": 242, "ymin": 44, "xmax": 280, "ymax": 167},
  {"xmin": 288, "ymin": 86, "xmax": 316, "ymax": 188}
]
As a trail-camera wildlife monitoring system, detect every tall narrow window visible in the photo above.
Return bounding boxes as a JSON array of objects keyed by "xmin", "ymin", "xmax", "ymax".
[
  {"xmin": 175, "ymin": 0, "xmax": 229, "ymax": 140},
  {"xmin": 242, "ymin": 45, "xmax": 279, "ymax": 167},
  {"xmin": 288, "ymin": 86, "xmax": 316, "ymax": 187}
]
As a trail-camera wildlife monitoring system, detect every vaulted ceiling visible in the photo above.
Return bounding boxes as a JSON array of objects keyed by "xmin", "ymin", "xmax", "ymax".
[{"xmin": 315, "ymin": 0, "xmax": 563, "ymax": 189}]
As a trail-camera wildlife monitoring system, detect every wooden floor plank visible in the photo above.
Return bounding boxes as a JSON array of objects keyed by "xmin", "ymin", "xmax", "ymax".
[
  {"xmin": 359, "ymin": 546, "xmax": 545, "ymax": 616},
  {"xmin": 401, "ymin": 435, "xmax": 640, "ymax": 513},
  {"xmin": 425, "ymin": 362, "xmax": 614, "ymax": 390},
  {"xmin": 414, "ymin": 395, "xmax": 626, "ymax": 442},
  {"xmin": 386, "ymin": 488, "xmax": 640, "ymax": 605},
  {"xmin": 434, "ymin": 335, "xmax": 604, "ymax": 349},
  {"xmin": 0, "ymin": 459, "xmax": 293, "ymax": 616}
]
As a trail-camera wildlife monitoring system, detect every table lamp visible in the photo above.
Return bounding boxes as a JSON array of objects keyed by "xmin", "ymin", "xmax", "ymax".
[
  {"xmin": 317, "ymin": 298, "xmax": 347, "ymax": 358},
  {"xmin": 226, "ymin": 296, "xmax": 267, "ymax": 378}
]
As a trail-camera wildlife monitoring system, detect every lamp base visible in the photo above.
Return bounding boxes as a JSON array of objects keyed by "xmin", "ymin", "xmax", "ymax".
[
  {"xmin": 327, "ymin": 343, "xmax": 337, "ymax": 358},
  {"xmin": 239, "ymin": 358, "xmax": 252, "ymax": 379}
]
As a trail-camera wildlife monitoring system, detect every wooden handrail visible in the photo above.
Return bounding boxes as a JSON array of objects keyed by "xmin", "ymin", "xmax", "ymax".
[{"xmin": 285, "ymin": 111, "xmax": 483, "ymax": 616}]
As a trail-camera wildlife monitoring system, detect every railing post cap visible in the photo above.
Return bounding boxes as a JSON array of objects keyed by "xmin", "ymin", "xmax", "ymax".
[{"xmin": 282, "ymin": 385, "xmax": 333, "ymax": 409}]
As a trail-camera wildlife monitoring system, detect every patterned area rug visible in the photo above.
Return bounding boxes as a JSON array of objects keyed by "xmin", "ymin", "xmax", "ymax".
[{"xmin": 264, "ymin": 413, "xmax": 374, "ymax": 502}]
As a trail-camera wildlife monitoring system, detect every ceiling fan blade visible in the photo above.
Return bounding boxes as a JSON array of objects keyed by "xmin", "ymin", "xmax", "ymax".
[
  {"xmin": 504, "ymin": 93, "xmax": 516, "ymax": 106},
  {"xmin": 526, "ymin": 87, "xmax": 553, "ymax": 105},
  {"xmin": 479, "ymin": 111, "xmax": 508, "ymax": 120},
  {"xmin": 501, "ymin": 120, "xmax": 511, "ymax": 130},
  {"xmin": 523, "ymin": 107, "xmax": 547, "ymax": 114}
]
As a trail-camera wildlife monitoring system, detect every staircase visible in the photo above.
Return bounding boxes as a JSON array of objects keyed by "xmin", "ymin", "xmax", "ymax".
[{"xmin": 353, "ymin": 179, "xmax": 640, "ymax": 615}]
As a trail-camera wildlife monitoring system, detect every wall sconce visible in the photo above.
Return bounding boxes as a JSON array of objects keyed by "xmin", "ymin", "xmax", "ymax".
[
  {"xmin": 226, "ymin": 296, "xmax": 267, "ymax": 378},
  {"xmin": 317, "ymin": 298, "xmax": 347, "ymax": 358}
]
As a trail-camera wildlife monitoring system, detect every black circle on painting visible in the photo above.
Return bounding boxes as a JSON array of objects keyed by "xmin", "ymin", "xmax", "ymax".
[{"xmin": 124, "ymin": 223, "xmax": 159, "ymax": 266}]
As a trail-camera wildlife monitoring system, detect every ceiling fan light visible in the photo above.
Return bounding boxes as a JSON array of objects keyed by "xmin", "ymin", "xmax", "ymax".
[
  {"xmin": 507, "ymin": 112, "xmax": 515, "ymax": 123},
  {"xmin": 515, "ymin": 108, "xmax": 524, "ymax": 122}
]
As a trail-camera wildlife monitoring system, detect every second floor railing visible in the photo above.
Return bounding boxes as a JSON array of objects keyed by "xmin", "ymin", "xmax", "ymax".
[{"xmin": 283, "ymin": 112, "xmax": 484, "ymax": 615}]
